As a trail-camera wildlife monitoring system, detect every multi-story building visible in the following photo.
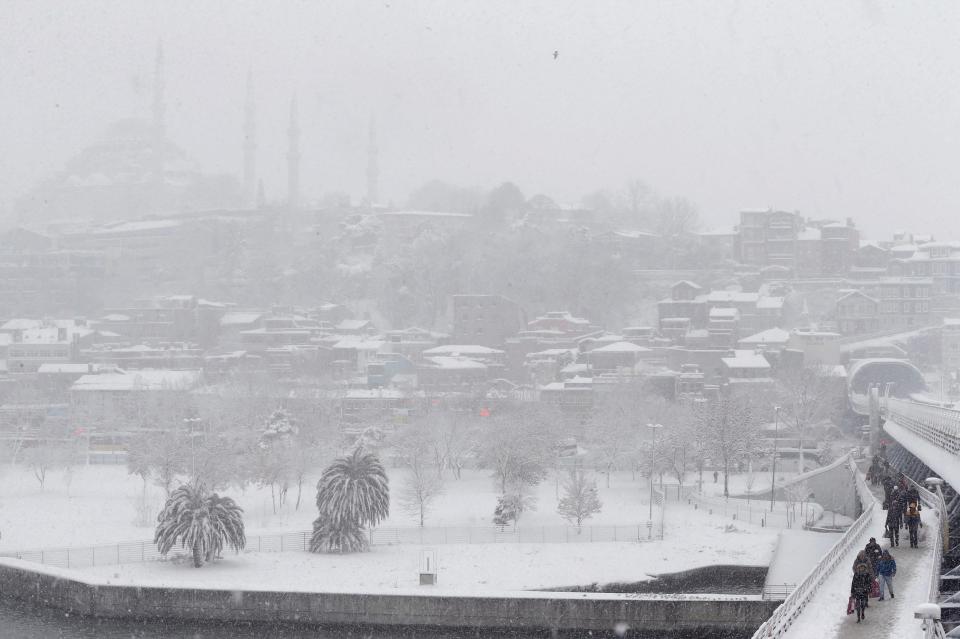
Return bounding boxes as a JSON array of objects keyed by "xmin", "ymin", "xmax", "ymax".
[
  {"xmin": 1, "ymin": 319, "xmax": 96, "ymax": 373},
  {"xmin": 738, "ymin": 209, "xmax": 803, "ymax": 270},
  {"xmin": 836, "ymin": 290, "xmax": 880, "ymax": 335},
  {"xmin": 888, "ymin": 241, "xmax": 960, "ymax": 296},
  {"xmin": 821, "ymin": 222, "xmax": 859, "ymax": 276},
  {"xmin": 452, "ymin": 294, "xmax": 526, "ymax": 348},
  {"xmin": 942, "ymin": 318, "xmax": 960, "ymax": 371},
  {"xmin": 877, "ymin": 277, "xmax": 932, "ymax": 330}
]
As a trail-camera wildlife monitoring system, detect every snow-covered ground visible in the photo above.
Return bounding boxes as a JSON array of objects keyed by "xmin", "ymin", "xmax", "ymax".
[
  {"xmin": 0, "ymin": 463, "xmax": 784, "ymax": 552},
  {"xmin": 80, "ymin": 514, "xmax": 776, "ymax": 594},
  {"xmin": 0, "ymin": 462, "xmax": 783, "ymax": 594}
]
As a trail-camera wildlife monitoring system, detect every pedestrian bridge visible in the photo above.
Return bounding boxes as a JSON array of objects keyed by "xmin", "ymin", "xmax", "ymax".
[{"xmin": 749, "ymin": 371, "xmax": 960, "ymax": 638}]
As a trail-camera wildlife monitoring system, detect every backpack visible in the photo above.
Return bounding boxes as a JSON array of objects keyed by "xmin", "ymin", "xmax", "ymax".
[{"xmin": 908, "ymin": 502, "xmax": 919, "ymax": 517}]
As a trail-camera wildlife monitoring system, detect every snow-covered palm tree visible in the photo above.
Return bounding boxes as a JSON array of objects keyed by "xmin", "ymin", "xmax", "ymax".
[
  {"xmin": 154, "ymin": 482, "xmax": 246, "ymax": 567},
  {"xmin": 310, "ymin": 448, "xmax": 389, "ymax": 553}
]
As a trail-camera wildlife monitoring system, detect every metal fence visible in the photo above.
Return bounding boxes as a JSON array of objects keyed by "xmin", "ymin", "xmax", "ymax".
[
  {"xmin": 750, "ymin": 457, "xmax": 875, "ymax": 638},
  {"xmin": 687, "ymin": 492, "xmax": 820, "ymax": 529},
  {"xmin": 0, "ymin": 522, "xmax": 662, "ymax": 570}
]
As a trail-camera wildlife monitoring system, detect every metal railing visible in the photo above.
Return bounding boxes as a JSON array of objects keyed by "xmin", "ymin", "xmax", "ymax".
[
  {"xmin": 750, "ymin": 457, "xmax": 874, "ymax": 638},
  {"xmin": 687, "ymin": 492, "xmax": 820, "ymax": 529},
  {"xmin": 0, "ymin": 522, "xmax": 663, "ymax": 570},
  {"xmin": 883, "ymin": 397, "xmax": 960, "ymax": 456}
]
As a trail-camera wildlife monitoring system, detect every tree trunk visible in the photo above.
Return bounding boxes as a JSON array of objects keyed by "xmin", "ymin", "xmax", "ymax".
[
  {"xmin": 723, "ymin": 460, "xmax": 730, "ymax": 497},
  {"xmin": 797, "ymin": 436, "xmax": 805, "ymax": 473},
  {"xmin": 295, "ymin": 477, "xmax": 303, "ymax": 511},
  {"xmin": 192, "ymin": 543, "xmax": 204, "ymax": 568}
]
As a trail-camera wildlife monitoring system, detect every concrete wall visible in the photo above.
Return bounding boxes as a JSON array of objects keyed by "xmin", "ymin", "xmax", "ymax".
[{"xmin": 0, "ymin": 558, "xmax": 780, "ymax": 636}]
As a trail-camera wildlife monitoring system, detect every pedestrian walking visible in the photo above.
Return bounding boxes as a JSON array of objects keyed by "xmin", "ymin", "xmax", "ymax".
[
  {"xmin": 905, "ymin": 502, "xmax": 922, "ymax": 548},
  {"xmin": 713, "ymin": 470, "xmax": 718, "ymax": 484},
  {"xmin": 865, "ymin": 537, "xmax": 882, "ymax": 573},
  {"xmin": 877, "ymin": 550, "xmax": 896, "ymax": 600},
  {"xmin": 852, "ymin": 550, "xmax": 876, "ymax": 579},
  {"xmin": 851, "ymin": 562, "xmax": 872, "ymax": 622},
  {"xmin": 885, "ymin": 505, "xmax": 901, "ymax": 547}
]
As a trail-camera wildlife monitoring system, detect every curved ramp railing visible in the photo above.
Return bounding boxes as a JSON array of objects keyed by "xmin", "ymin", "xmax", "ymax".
[{"xmin": 750, "ymin": 457, "xmax": 874, "ymax": 638}]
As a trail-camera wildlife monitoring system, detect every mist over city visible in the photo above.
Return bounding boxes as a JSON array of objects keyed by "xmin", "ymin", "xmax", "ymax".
[{"xmin": 0, "ymin": 2, "xmax": 958, "ymax": 638}]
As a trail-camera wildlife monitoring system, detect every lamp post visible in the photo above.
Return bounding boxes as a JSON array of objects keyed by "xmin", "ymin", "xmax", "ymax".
[
  {"xmin": 646, "ymin": 423, "xmax": 663, "ymax": 522},
  {"xmin": 770, "ymin": 405, "xmax": 780, "ymax": 513}
]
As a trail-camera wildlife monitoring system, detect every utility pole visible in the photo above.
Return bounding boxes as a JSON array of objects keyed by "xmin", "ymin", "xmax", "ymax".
[{"xmin": 770, "ymin": 405, "xmax": 780, "ymax": 513}]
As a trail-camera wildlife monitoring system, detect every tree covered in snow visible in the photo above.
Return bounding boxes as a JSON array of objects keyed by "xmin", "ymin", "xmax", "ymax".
[
  {"xmin": 310, "ymin": 448, "xmax": 389, "ymax": 553},
  {"xmin": 557, "ymin": 470, "xmax": 602, "ymax": 530},
  {"xmin": 777, "ymin": 366, "xmax": 844, "ymax": 472},
  {"xmin": 478, "ymin": 408, "xmax": 552, "ymax": 495},
  {"xmin": 697, "ymin": 394, "xmax": 759, "ymax": 497},
  {"xmin": 392, "ymin": 427, "xmax": 444, "ymax": 527},
  {"xmin": 154, "ymin": 482, "xmax": 245, "ymax": 568},
  {"xmin": 253, "ymin": 409, "xmax": 299, "ymax": 513}
]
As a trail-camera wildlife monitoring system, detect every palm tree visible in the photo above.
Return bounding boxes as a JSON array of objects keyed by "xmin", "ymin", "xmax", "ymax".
[
  {"xmin": 310, "ymin": 448, "xmax": 389, "ymax": 553},
  {"xmin": 155, "ymin": 482, "xmax": 246, "ymax": 567}
]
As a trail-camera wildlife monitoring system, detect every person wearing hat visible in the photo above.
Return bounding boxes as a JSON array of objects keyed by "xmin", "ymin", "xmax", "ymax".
[{"xmin": 865, "ymin": 537, "xmax": 882, "ymax": 573}]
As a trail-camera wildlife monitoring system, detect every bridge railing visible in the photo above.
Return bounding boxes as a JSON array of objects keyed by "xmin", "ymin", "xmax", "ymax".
[
  {"xmin": 883, "ymin": 397, "xmax": 960, "ymax": 456},
  {"xmin": 750, "ymin": 457, "xmax": 873, "ymax": 638},
  {"xmin": 899, "ymin": 475, "xmax": 948, "ymax": 639}
]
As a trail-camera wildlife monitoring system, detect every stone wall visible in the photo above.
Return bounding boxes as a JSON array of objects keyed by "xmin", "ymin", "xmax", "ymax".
[{"xmin": 0, "ymin": 558, "xmax": 781, "ymax": 636}]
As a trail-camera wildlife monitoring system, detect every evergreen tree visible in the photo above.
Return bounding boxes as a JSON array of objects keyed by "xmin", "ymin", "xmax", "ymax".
[{"xmin": 154, "ymin": 482, "xmax": 245, "ymax": 568}]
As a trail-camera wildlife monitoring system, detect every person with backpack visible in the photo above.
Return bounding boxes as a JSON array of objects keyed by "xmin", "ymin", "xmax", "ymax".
[
  {"xmin": 851, "ymin": 562, "xmax": 873, "ymax": 622},
  {"xmin": 905, "ymin": 502, "xmax": 922, "ymax": 548},
  {"xmin": 876, "ymin": 550, "xmax": 896, "ymax": 600}
]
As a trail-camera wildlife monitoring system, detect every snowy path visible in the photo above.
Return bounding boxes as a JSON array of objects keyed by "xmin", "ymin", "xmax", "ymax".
[
  {"xmin": 782, "ymin": 485, "xmax": 935, "ymax": 639},
  {"xmin": 764, "ymin": 529, "xmax": 841, "ymax": 593}
]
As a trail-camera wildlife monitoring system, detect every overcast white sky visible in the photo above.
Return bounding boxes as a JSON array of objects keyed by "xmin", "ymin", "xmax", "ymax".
[{"xmin": 1, "ymin": 0, "xmax": 959, "ymax": 238}]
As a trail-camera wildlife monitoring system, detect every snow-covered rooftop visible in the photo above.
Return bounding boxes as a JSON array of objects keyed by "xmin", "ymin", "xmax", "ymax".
[
  {"xmin": 589, "ymin": 341, "xmax": 651, "ymax": 353},
  {"xmin": 71, "ymin": 370, "xmax": 201, "ymax": 392},
  {"xmin": 422, "ymin": 356, "xmax": 487, "ymax": 370},
  {"xmin": 721, "ymin": 351, "xmax": 771, "ymax": 369},
  {"xmin": 422, "ymin": 345, "xmax": 504, "ymax": 356},
  {"xmin": 739, "ymin": 328, "xmax": 790, "ymax": 345}
]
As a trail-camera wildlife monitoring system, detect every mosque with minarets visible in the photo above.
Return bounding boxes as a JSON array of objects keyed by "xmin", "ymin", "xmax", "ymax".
[{"xmin": 13, "ymin": 41, "xmax": 374, "ymax": 226}]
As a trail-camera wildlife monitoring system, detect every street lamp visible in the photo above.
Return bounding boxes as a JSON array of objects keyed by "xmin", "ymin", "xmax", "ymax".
[
  {"xmin": 770, "ymin": 405, "xmax": 780, "ymax": 513},
  {"xmin": 646, "ymin": 423, "xmax": 663, "ymax": 523}
]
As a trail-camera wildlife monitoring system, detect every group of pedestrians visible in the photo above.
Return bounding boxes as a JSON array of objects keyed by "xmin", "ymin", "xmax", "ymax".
[{"xmin": 850, "ymin": 455, "xmax": 924, "ymax": 623}]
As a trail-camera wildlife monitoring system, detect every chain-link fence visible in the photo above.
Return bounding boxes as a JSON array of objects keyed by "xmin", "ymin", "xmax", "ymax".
[{"xmin": 0, "ymin": 522, "xmax": 663, "ymax": 570}]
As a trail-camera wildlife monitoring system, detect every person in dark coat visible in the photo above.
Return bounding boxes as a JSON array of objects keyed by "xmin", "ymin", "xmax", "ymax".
[
  {"xmin": 885, "ymin": 504, "xmax": 901, "ymax": 546},
  {"xmin": 905, "ymin": 502, "xmax": 922, "ymax": 548},
  {"xmin": 881, "ymin": 475, "xmax": 894, "ymax": 505},
  {"xmin": 895, "ymin": 489, "xmax": 910, "ymax": 529},
  {"xmin": 852, "ymin": 550, "xmax": 876, "ymax": 579},
  {"xmin": 877, "ymin": 550, "xmax": 896, "ymax": 600},
  {"xmin": 865, "ymin": 538, "xmax": 883, "ymax": 572},
  {"xmin": 851, "ymin": 562, "xmax": 872, "ymax": 622},
  {"xmin": 905, "ymin": 486, "xmax": 921, "ymax": 510}
]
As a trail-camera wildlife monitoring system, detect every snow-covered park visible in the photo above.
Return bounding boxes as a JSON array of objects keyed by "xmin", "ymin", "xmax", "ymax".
[{"xmin": 0, "ymin": 462, "xmax": 784, "ymax": 593}]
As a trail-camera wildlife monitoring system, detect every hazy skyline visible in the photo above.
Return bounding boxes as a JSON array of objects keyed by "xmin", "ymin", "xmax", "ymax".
[{"xmin": 2, "ymin": 0, "xmax": 960, "ymax": 238}]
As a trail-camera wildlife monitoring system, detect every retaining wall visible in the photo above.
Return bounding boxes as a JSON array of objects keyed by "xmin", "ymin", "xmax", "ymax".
[{"xmin": 0, "ymin": 558, "xmax": 780, "ymax": 635}]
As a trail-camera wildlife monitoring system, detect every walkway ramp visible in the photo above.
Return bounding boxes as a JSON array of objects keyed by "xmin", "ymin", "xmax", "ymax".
[{"xmin": 781, "ymin": 491, "xmax": 936, "ymax": 638}]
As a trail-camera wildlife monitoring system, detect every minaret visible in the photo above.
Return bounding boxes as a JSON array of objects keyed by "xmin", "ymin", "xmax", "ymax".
[
  {"xmin": 242, "ymin": 69, "xmax": 257, "ymax": 208},
  {"xmin": 366, "ymin": 115, "xmax": 379, "ymax": 206},
  {"xmin": 286, "ymin": 95, "xmax": 300, "ymax": 209},
  {"xmin": 152, "ymin": 40, "xmax": 166, "ymax": 206}
]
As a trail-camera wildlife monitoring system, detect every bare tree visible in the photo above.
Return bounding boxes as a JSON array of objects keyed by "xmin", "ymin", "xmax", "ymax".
[
  {"xmin": 478, "ymin": 408, "xmax": 552, "ymax": 495},
  {"xmin": 557, "ymin": 470, "xmax": 602, "ymax": 530},
  {"xmin": 393, "ymin": 426, "xmax": 444, "ymax": 527},
  {"xmin": 778, "ymin": 366, "xmax": 843, "ymax": 472},
  {"xmin": 698, "ymin": 394, "xmax": 758, "ymax": 497}
]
